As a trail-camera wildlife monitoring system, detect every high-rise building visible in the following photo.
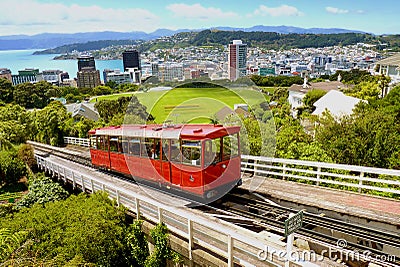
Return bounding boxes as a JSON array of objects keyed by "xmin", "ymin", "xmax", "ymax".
[
  {"xmin": 77, "ymin": 56, "xmax": 100, "ymax": 89},
  {"xmin": 77, "ymin": 55, "xmax": 96, "ymax": 71},
  {"xmin": 122, "ymin": 50, "xmax": 141, "ymax": 71},
  {"xmin": 77, "ymin": 70, "xmax": 101, "ymax": 89},
  {"xmin": 228, "ymin": 40, "xmax": 247, "ymax": 81}
]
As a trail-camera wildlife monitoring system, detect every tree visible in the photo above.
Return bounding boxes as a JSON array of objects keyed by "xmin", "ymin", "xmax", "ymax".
[
  {"xmin": 0, "ymin": 150, "xmax": 27, "ymax": 185},
  {"xmin": 0, "ymin": 78, "xmax": 13, "ymax": 103},
  {"xmin": 95, "ymin": 96, "xmax": 150, "ymax": 123},
  {"xmin": 70, "ymin": 117, "xmax": 95, "ymax": 138},
  {"xmin": 302, "ymin": 89, "xmax": 327, "ymax": 110},
  {"xmin": 13, "ymin": 82, "xmax": 52, "ymax": 109},
  {"xmin": 0, "ymin": 104, "xmax": 31, "ymax": 145},
  {"xmin": 31, "ymin": 101, "xmax": 72, "ymax": 146},
  {"xmin": 17, "ymin": 144, "xmax": 36, "ymax": 169}
]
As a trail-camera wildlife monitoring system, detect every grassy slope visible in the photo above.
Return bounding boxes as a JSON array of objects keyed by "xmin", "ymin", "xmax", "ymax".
[{"xmin": 91, "ymin": 87, "xmax": 267, "ymax": 123}]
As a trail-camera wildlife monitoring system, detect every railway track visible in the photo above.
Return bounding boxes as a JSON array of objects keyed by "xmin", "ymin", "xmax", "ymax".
[
  {"xmin": 29, "ymin": 141, "xmax": 400, "ymax": 266},
  {"xmin": 213, "ymin": 190, "xmax": 400, "ymax": 266}
]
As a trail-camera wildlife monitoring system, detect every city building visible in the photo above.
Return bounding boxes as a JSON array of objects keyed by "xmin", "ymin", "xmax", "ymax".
[
  {"xmin": 105, "ymin": 70, "xmax": 132, "ymax": 85},
  {"xmin": 126, "ymin": 68, "xmax": 142, "ymax": 84},
  {"xmin": 228, "ymin": 40, "xmax": 247, "ymax": 81},
  {"xmin": 103, "ymin": 69, "xmax": 115, "ymax": 83},
  {"xmin": 157, "ymin": 63, "xmax": 184, "ymax": 82},
  {"xmin": 37, "ymin": 69, "xmax": 64, "ymax": 85},
  {"xmin": 76, "ymin": 56, "xmax": 101, "ymax": 89},
  {"xmin": 0, "ymin": 68, "xmax": 12, "ymax": 81},
  {"xmin": 123, "ymin": 50, "xmax": 141, "ymax": 71},
  {"xmin": 77, "ymin": 55, "xmax": 96, "ymax": 71},
  {"xmin": 77, "ymin": 69, "xmax": 101, "ymax": 89},
  {"xmin": 11, "ymin": 68, "xmax": 39, "ymax": 85}
]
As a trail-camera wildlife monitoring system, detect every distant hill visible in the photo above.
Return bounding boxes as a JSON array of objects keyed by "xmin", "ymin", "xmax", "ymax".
[
  {"xmin": 213, "ymin": 25, "xmax": 366, "ymax": 34},
  {"xmin": 32, "ymin": 29, "xmax": 400, "ymax": 56},
  {"xmin": 0, "ymin": 25, "xmax": 367, "ymax": 51}
]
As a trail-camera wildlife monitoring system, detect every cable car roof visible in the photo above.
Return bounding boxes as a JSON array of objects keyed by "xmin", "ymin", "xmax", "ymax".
[{"xmin": 90, "ymin": 124, "xmax": 240, "ymax": 140}]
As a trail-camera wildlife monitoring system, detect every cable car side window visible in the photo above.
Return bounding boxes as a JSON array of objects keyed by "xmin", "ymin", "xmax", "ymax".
[
  {"xmin": 97, "ymin": 135, "xmax": 107, "ymax": 151},
  {"xmin": 128, "ymin": 138, "xmax": 140, "ymax": 156},
  {"xmin": 212, "ymin": 137, "xmax": 222, "ymax": 164},
  {"xmin": 121, "ymin": 137, "xmax": 128, "ymax": 154},
  {"xmin": 170, "ymin": 139, "xmax": 181, "ymax": 162},
  {"xmin": 141, "ymin": 138, "xmax": 153, "ymax": 158},
  {"xmin": 182, "ymin": 140, "xmax": 201, "ymax": 166},
  {"xmin": 110, "ymin": 136, "xmax": 119, "ymax": 152},
  {"xmin": 162, "ymin": 139, "xmax": 170, "ymax": 161},
  {"xmin": 222, "ymin": 134, "xmax": 239, "ymax": 160}
]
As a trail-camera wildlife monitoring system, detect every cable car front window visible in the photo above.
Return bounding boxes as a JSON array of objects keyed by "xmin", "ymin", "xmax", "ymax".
[{"xmin": 182, "ymin": 140, "xmax": 201, "ymax": 166}]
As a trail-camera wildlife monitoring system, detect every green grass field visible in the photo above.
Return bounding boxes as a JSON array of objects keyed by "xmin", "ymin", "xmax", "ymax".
[{"xmin": 91, "ymin": 87, "xmax": 267, "ymax": 124}]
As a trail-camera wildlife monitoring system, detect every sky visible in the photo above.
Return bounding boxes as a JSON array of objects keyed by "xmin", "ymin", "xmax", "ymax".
[{"xmin": 0, "ymin": 0, "xmax": 399, "ymax": 36}]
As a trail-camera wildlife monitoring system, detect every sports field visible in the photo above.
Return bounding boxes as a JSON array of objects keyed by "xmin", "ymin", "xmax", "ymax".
[{"xmin": 92, "ymin": 87, "xmax": 267, "ymax": 123}]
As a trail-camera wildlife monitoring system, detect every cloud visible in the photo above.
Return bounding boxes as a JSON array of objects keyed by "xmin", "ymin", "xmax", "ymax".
[
  {"xmin": 325, "ymin": 6, "xmax": 349, "ymax": 14},
  {"xmin": 0, "ymin": 0, "xmax": 160, "ymax": 35},
  {"xmin": 166, "ymin": 3, "xmax": 239, "ymax": 20},
  {"xmin": 252, "ymin": 5, "xmax": 303, "ymax": 17}
]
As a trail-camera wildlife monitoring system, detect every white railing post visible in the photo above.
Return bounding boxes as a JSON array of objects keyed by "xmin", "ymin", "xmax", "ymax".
[
  {"xmin": 72, "ymin": 172, "xmax": 76, "ymax": 189},
  {"xmin": 102, "ymin": 183, "xmax": 106, "ymax": 191},
  {"xmin": 158, "ymin": 206, "xmax": 163, "ymax": 223},
  {"xmin": 316, "ymin": 166, "xmax": 321, "ymax": 186},
  {"xmin": 81, "ymin": 175, "xmax": 85, "ymax": 192},
  {"xmin": 188, "ymin": 219, "xmax": 194, "ymax": 260},
  {"xmin": 91, "ymin": 179, "xmax": 95, "ymax": 193},
  {"xmin": 358, "ymin": 172, "xmax": 364, "ymax": 193},
  {"xmin": 116, "ymin": 190, "xmax": 120, "ymax": 206},
  {"xmin": 227, "ymin": 234, "xmax": 233, "ymax": 267},
  {"xmin": 135, "ymin": 198, "xmax": 140, "ymax": 220},
  {"xmin": 282, "ymin": 163, "xmax": 287, "ymax": 180},
  {"xmin": 63, "ymin": 168, "xmax": 67, "ymax": 183}
]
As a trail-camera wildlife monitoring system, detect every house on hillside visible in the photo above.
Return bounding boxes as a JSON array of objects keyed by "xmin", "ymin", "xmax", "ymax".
[
  {"xmin": 65, "ymin": 102, "xmax": 100, "ymax": 121},
  {"xmin": 312, "ymin": 90, "xmax": 365, "ymax": 119},
  {"xmin": 215, "ymin": 104, "xmax": 251, "ymax": 122},
  {"xmin": 376, "ymin": 53, "xmax": 400, "ymax": 93},
  {"xmin": 288, "ymin": 79, "xmax": 349, "ymax": 117}
]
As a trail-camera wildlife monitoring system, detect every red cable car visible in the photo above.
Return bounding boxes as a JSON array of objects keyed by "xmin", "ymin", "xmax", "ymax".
[{"xmin": 88, "ymin": 124, "xmax": 242, "ymax": 200}]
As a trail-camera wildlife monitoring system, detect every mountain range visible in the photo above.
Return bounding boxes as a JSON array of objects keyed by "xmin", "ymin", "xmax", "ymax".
[{"xmin": 0, "ymin": 25, "xmax": 367, "ymax": 51}]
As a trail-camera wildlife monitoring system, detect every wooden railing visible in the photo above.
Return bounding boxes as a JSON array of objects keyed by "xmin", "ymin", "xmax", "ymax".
[
  {"xmin": 35, "ymin": 154, "xmax": 289, "ymax": 267},
  {"xmin": 64, "ymin": 137, "xmax": 90, "ymax": 147},
  {"xmin": 241, "ymin": 155, "xmax": 400, "ymax": 196}
]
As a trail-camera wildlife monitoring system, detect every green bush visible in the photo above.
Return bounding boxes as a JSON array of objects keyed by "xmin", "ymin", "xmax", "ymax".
[{"xmin": 16, "ymin": 173, "xmax": 68, "ymax": 209}]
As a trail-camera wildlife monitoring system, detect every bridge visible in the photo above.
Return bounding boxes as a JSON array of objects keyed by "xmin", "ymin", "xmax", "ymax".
[{"xmin": 31, "ymin": 137, "xmax": 400, "ymax": 266}]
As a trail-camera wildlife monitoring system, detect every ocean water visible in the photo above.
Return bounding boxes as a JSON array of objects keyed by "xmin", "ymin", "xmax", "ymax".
[{"xmin": 0, "ymin": 49, "xmax": 123, "ymax": 80}]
